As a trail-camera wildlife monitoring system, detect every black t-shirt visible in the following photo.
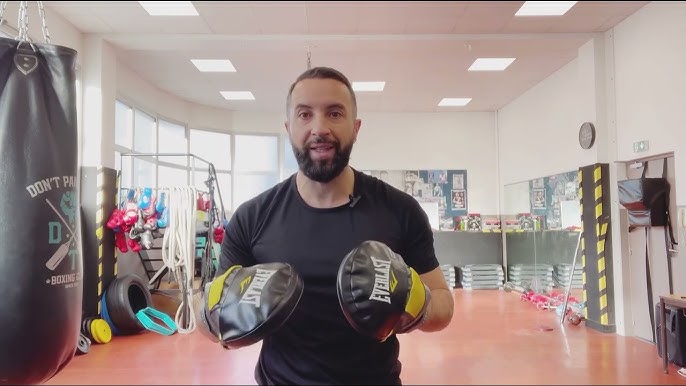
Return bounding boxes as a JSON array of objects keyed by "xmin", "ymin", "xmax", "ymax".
[{"xmin": 219, "ymin": 168, "xmax": 439, "ymax": 385}]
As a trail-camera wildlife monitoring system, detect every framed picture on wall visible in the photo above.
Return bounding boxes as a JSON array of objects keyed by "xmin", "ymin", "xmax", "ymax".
[
  {"xmin": 451, "ymin": 189, "xmax": 466, "ymax": 210},
  {"xmin": 452, "ymin": 173, "xmax": 464, "ymax": 190},
  {"xmin": 404, "ymin": 170, "xmax": 420, "ymax": 181},
  {"xmin": 533, "ymin": 188, "xmax": 546, "ymax": 209}
]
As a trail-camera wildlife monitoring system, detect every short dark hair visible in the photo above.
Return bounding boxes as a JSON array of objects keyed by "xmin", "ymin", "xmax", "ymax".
[{"xmin": 286, "ymin": 66, "xmax": 358, "ymax": 117}]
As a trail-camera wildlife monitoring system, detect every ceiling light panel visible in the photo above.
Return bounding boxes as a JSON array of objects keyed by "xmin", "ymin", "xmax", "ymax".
[
  {"xmin": 438, "ymin": 98, "xmax": 472, "ymax": 107},
  {"xmin": 468, "ymin": 58, "xmax": 516, "ymax": 71},
  {"xmin": 138, "ymin": 1, "xmax": 199, "ymax": 16},
  {"xmin": 191, "ymin": 59, "xmax": 236, "ymax": 72},
  {"xmin": 220, "ymin": 91, "xmax": 255, "ymax": 101},
  {"xmin": 515, "ymin": 1, "xmax": 577, "ymax": 16}
]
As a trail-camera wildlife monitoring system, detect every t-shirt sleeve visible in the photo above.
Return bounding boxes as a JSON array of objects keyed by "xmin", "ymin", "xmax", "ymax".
[
  {"xmin": 400, "ymin": 197, "xmax": 440, "ymax": 275},
  {"xmin": 218, "ymin": 207, "xmax": 257, "ymax": 275}
]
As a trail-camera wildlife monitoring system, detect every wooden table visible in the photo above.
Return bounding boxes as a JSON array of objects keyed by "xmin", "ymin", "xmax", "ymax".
[{"xmin": 659, "ymin": 294, "xmax": 686, "ymax": 374}]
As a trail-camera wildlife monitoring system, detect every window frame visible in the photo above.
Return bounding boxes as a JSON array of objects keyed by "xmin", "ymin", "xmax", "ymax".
[{"xmin": 114, "ymin": 97, "xmax": 296, "ymax": 211}]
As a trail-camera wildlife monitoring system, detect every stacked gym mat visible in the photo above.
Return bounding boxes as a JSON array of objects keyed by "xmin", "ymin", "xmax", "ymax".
[
  {"xmin": 508, "ymin": 264, "xmax": 554, "ymax": 292},
  {"xmin": 553, "ymin": 263, "xmax": 583, "ymax": 289},
  {"xmin": 460, "ymin": 264, "xmax": 504, "ymax": 290},
  {"xmin": 440, "ymin": 264, "xmax": 457, "ymax": 288}
]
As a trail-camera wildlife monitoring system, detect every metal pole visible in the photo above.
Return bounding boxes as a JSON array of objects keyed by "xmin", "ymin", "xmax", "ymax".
[{"xmin": 560, "ymin": 230, "xmax": 583, "ymax": 325}]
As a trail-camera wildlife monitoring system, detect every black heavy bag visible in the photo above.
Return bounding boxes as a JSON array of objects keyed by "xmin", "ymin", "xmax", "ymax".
[
  {"xmin": 0, "ymin": 37, "xmax": 82, "ymax": 384},
  {"xmin": 617, "ymin": 163, "xmax": 670, "ymax": 227}
]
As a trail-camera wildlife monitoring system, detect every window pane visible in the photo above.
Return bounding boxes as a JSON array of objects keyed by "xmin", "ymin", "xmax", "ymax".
[
  {"xmin": 192, "ymin": 168, "xmax": 210, "ymax": 192},
  {"xmin": 233, "ymin": 173, "xmax": 279, "ymax": 210},
  {"xmin": 158, "ymin": 165, "xmax": 188, "ymax": 188},
  {"xmin": 235, "ymin": 135, "xmax": 278, "ymax": 172},
  {"xmin": 190, "ymin": 129, "xmax": 231, "ymax": 170},
  {"xmin": 133, "ymin": 158, "xmax": 156, "ymax": 188},
  {"xmin": 158, "ymin": 119, "xmax": 188, "ymax": 166},
  {"xmin": 115, "ymin": 101, "xmax": 133, "ymax": 148},
  {"xmin": 283, "ymin": 136, "xmax": 299, "ymax": 179},
  {"xmin": 116, "ymin": 152, "xmax": 133, "ymax": 190},
  {"xmin": 134, "ymin": 109, "xmax": 157, "ymax": 154}
]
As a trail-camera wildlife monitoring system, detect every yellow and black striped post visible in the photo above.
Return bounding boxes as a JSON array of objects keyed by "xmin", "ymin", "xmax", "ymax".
[
  {"xmin": 578, "ymin": 169, "xmax": 588, "ymax": 319},
  {"xmin": 80, "ymin": 166, "xmax": 118, "ymax": 319},
  {"xmin": 579, "ymin": 163, "xmax": 615, "ymax": 333}
]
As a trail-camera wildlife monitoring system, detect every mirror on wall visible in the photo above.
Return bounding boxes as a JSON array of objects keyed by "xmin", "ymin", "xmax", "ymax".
[{"xmin": 501, "ymin": 170, "xmax": 583, "ymax": 305}]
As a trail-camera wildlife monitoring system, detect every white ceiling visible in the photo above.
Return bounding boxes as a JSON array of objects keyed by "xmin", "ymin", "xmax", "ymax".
[{"xmin": 40, "ymin": 1, "xmax": 649, "ymax": 114}]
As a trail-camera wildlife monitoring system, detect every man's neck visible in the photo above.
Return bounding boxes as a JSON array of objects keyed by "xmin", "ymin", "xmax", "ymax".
[{"xmin": 296, "ymin": 166, "xmax": 355, "ymax": 209}]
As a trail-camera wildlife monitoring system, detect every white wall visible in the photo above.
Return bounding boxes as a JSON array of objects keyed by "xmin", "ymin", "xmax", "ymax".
[
  {"xmin": 612, "ymin": 1, "xmax": 686, "ymax": 205},
  {"xmin": 497, "ymin": 44, "xmax": 599, "ymax": 187},
  {"xmin": 351, "ymin": 112, "xmax": 498, "ymax": 214}
]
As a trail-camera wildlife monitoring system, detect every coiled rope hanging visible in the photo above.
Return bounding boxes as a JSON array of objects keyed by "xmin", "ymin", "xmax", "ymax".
[{"xmin": 161, "ymin": 186, "xmax": 198, "ymax": 334}]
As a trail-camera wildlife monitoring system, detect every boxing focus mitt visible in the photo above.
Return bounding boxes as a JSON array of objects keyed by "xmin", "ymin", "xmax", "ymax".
[
  {"xmin": 336, "ymin": 240, "xmax": 431, "ymax": 342},
  {"xmin": 198, "ymin": 262, "xmax": 304, "ymax": 349}
]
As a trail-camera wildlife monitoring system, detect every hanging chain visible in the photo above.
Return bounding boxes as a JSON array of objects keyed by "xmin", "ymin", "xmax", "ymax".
[
  {"xmin": 0, "ymin": 1, "xmax": 8, "ymax": 28},
  {"xmin": 306, "ymin": 45, "xmax": 312, "ymax": 70},
  {"xmin": 36, "ymin": 1, "xmax": 49, "ymax": 43},
  {"xmin": 0, "ymin": 1, "xmax": 50, "ymax": 43},
  {"xmin": 17, "ymin": 1, "xmax": 29, "ymax": 42}
]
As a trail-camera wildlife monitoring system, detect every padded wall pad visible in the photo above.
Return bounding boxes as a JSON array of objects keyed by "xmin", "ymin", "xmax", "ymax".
[{"xmin": 0, "ymin": 37, "xmax": 82, "ymax": 385}]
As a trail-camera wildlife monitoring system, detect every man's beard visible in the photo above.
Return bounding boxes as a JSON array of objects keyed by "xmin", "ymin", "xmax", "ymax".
[{"xmin": 292, "ymin": 138, "xmax": 353, "ymax": 183}]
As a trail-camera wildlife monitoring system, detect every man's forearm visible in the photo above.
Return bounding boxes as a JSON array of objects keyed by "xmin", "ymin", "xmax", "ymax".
[{"xmin": 419, "ymin": 288, "xmax": 454, "ymax": 332}]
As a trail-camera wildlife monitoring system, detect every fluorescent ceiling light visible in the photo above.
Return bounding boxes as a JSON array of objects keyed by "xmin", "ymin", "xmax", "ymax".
[
  {"xmin": 515, "ymin": 1, "xmax": 577, "ymax": 16},
  {"xmin": 138, "ymin": 1, "xmax": 199, "ymax": 16},
  {"xmin": 468, "ymin": 58, "xmax": 516, "ymax": 71},
  {"xmin": 352, "ymin": 81, "xmax": 385, "ymax": 92},
  {"xmin": 220, "ymin": 91, "xmax": 255, "ymax": 101},
  {"xmin": 438, "ymin": 98, "xmax": 472, "ymax": 107},
  {"xmin": 191, "ymin": 59, "xmax": 236, "ymax": 72}
]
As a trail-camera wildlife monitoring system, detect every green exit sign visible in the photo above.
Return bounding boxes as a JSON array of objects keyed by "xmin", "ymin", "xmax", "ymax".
[{"xmin": 633, "ymin": 140, "xmax": 649, "ymax": 153}]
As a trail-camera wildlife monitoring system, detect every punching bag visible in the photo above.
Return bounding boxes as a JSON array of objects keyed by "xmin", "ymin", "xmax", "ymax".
[{"xmin": 0, "ymin": 35, "xmax": 82, "ymax": 384}]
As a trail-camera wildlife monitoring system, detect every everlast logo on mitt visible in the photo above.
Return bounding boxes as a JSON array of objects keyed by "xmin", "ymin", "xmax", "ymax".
[
  {"xmin": 369, "ymin": 256, "xmax": 397, "ymax": 304},
  {"xmin": 239, "ymin": 269, "xmax": 278, "ymax": 307}
]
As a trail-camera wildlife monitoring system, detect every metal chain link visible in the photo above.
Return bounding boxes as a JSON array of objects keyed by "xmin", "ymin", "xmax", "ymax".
[
  {"xmin": 17, "ymin": 1, "xmax": 29, "ymax": 42},
  {"xmin": 0, "ymin": 1, "xmax": 8, "ymax": 28},
  {"xmin": 37, "ymin": 1, "xmax": 49, "ymax": 43},
  {"xmin": 0, "ymin": 1, "xmax": 50, "ymax": 43},
  {"xmin": 306, "ymin": 45, "xmax": 312, "ymax": 70}
]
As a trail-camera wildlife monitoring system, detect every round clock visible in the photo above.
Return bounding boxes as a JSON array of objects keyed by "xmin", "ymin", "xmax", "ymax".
[{"xmin": 579, "ymin": 122, "xmax": 596, "ymax": 149}]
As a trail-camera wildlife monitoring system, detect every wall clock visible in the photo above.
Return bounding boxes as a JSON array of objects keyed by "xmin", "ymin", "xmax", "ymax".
[{"xmin": 579, "ymin": 122, "xmax": 596, "ymax": 149}]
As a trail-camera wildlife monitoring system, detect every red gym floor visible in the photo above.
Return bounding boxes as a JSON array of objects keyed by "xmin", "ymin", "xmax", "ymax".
[{"xmin": 46, "ymin": 289, "xmax": 685, "ymax": 385}]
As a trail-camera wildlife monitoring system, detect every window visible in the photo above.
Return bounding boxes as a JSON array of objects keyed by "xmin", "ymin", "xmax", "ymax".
[
  {"xmin": 158, "ymin": 118, "xmax": 188, "ymax": 166},
  {"xmin": 158, "ymin": 164, "xmax": 188, "ymax": 188},
  {"xmin": 233, "ymin": 134, "xmax": 279, "ymax": 210},
  {"xmin": 283, "ymin": 136, "xmax": 299, "ymax": 180},
  {"xmin": 233, "ymin": 173, "xmax": 279, "ymax": 210},
  {"xmin": 234, "ymin": 134, "xmax": 278, "ymax": 172},
  {"xmin": 134, "ymin": 109, "xmax": 156, "ymax": 154},
  {"xmin": 114, "ymin": 100, "xmax": 293, "ymax": 213},
  {"xmin": 190, "ymin": 129, "xmax": 231, "ymax": 171},
  {"xmin": 133, "ymin": 157, "xmax": 156, "ymax": 189},
  {"xmin": 114, "ymin": 150, "xmax": 133, "ymax": 189}
]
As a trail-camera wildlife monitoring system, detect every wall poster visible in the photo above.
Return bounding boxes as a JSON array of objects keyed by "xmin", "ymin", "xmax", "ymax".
[
  {"xmin": 529, "ymin": 170, "xmax": 579, "ymax": 230},
  {"xmin": 360, "ymin": 169, "xmax": 468, "ymax": 231}
]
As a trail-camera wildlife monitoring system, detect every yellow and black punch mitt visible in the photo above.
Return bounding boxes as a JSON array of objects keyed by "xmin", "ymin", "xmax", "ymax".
[
  {"xmin": 199, "ymin": 262, "xmax": 304, "ymax": 349},
  {"xmin": 336, "ymin": 240, "xmax": 431, "ymax": 342}
]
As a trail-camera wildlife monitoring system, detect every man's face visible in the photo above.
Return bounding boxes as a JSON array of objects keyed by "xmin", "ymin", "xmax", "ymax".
[{"xmin": 285, "ymin": 78, "xmax": 361, "ymax": 183}]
